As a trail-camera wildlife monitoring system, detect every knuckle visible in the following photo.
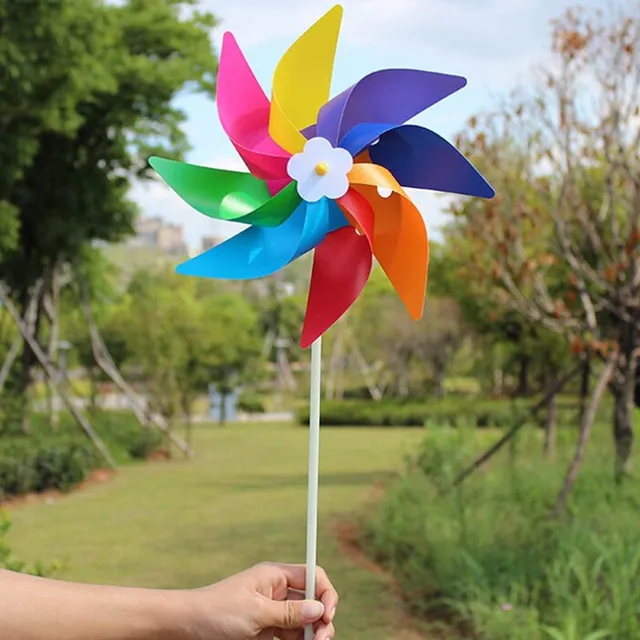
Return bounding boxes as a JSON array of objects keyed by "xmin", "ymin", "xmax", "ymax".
[{"xmin": 284, "ymin": 600, "xmax": 297, "ymax": 627}]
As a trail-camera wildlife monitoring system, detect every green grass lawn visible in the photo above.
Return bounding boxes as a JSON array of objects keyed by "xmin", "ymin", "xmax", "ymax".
[{"xmin": 7, "ymin": 423, "xmax": 428, "ymax": 639}]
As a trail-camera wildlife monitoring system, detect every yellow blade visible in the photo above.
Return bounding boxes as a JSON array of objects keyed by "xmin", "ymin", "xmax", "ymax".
[{"xmin": 269, "ymin": 5, "xmax": 343, "ymax": 154}]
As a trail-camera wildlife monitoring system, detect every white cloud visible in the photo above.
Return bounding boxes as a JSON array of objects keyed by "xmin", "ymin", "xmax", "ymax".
[{"xmin": 199, "ymin": 0, "xmax": 588, "ymax": 87}]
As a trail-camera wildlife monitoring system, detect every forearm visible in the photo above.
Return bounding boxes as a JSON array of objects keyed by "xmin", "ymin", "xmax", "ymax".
[{"xmin": 0, "ymin": 570, "xmax": 192, "ymax": 640}]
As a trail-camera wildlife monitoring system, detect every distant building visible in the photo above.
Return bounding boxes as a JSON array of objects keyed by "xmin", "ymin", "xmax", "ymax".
[
  {"xmin": 201, "ymin": 235, "xmax": 223, "ymax": 252},
  {"xmin": 129, "ymin": 216, "xmax": 188, "ymax": 255}
]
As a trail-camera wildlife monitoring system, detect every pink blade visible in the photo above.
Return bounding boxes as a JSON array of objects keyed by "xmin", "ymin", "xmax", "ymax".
[
  {"xmin": 300, "ymin": 227, "xmax": 372, "ymax": 348},
  {"xmin": 266, "ymin": 177, "xmax": 293, "ymax": 196},
  {"xmin": 218, "ymin": 32, "xmax": 291, "ymax": 181}
]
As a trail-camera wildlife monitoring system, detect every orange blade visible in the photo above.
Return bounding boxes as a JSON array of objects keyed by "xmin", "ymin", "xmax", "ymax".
[{"xmin": 347, "ymin": 163, "xmax": 429, "ymax": 319}]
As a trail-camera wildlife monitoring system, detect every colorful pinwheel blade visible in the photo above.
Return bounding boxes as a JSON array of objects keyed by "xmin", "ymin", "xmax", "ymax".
[
  {"xmin": 269, "ymin": 5, "xmax": 343, "ymax": 154},
  {"xmin": 300, "ymin": 227, "xmax": 372, "ymax": 349},
  {"xmin": 326, "ymin": 198, "xmax": 351, "ymax": 233},
  {"xmin": 149, "ymin": 157, "xmax": 300, "ymax": 226},
  {"xmin": 176, "ymin": 199, "xmax": 331, "ymax": 281},
  {"xmin": 317, "ymin": 69, "xmax": 466, "ymax": 149},
  {"xmin": 348, "ymin": 163, "xmax": 429, "ymax": 319},
  {"xmin": 218, "ymin": 32, "xmax": 291, "ymax": 181},
  {"xmin": 337, "ymin": 187, "xmax": 375, "ymax": 241},
  {"xmin": 369, "ymin": 125, "xmax": 495, "ymax": 198}
]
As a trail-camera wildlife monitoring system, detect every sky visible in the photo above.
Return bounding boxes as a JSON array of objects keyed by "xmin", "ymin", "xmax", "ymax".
[{"xmin": 131, "ymin": 0, "xmax": 604, "ymax": 250}]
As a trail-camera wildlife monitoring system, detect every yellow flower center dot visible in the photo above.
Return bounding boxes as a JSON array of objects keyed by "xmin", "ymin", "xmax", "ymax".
[{"xmin": 314, "ymin": 162, "xmax": 329, "ymax": 176}]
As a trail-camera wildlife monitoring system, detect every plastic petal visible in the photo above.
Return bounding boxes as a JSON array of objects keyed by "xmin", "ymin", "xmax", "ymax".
[
  {"xmin": 176, "ymin": 199, "xmax": 331, "ymax": 281},
  {"xmin": 317, "ymin": 68, "xmax": 467, "ymax": 147},
  {"xmin": 369, "ymin": 125, "xmax": 495, "ymax": 197},
  {"xmin": 149, "ymin": 157, "xmax": 300, "ymax": 226},
  {"xmin": 269, "ymin": 5, "xmax": 343, "ymax": 154},
  {"xmin": 300, "ymin": 227, "xmax": 372, "ymax": 348},
  {"xmin": 348, "ymin": 163, "xmax": 429, "ymax": 319},
  {"xmin": 217, "ymin": 32, "xmax": 290, "ymax": 180}
]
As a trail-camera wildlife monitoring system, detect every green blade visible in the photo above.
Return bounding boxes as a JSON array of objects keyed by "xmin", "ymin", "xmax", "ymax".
[{"xmin": 148, "ymin": 157, "xmax": 300, "ymax": 227}]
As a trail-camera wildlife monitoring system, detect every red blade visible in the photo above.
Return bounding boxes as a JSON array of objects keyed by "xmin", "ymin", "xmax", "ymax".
[{"xmin": 300, "ymin": 227, "xmax": 372, "ymax": 348}]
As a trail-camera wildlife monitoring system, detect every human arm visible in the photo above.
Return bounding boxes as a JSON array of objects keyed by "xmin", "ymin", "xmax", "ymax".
[{"xmin": 0, "ymin": 563, "xmax": 337, "ymax": 640}]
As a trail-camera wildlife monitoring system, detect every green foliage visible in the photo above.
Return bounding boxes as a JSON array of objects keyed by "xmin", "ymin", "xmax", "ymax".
[
  {"xmin": 238, "ymin": 393, "xmax": 266, "ymax": 414},
  {"xmin": 0, "ymin": 436, "xmax": 102, "ymax": 498},
  {"xmin": 115, "ymin": 267, "xmax": 263, "ymax": 421},
  {"xmin": 1, "ymin": 0, "xmax": 217, "ymax": 293},
  {"xmin": 0, "ymin": 512, "xmax": 61, "ymax": 575},
  {"xmin": 362, "ymin": 427, "xmax": 640, "ymax": 639},
  {"xmin": 297, "ymin": 398, "xmax": 533, "ymax": 428},
  {"xmin": 0, "ymin": 412, "xmax": 162, "ymax": 499}
]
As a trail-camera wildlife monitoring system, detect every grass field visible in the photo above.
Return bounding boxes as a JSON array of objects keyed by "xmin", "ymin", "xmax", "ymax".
[{"xmin": 7, "ymin": 423, "xmax": 428, "ymax": 639}]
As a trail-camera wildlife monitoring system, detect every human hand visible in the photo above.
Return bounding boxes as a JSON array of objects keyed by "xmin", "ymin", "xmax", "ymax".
[{"xmin": 185, "ymin": 562, "xmax": 338, "ymax": 640}]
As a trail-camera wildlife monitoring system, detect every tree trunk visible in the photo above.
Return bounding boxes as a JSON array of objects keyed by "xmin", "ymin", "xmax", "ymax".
[
  {"xmin": 611, "ymin": 318, "xmax": 638, "ymax": 483},
  {"xmin": 553, "ymin": 354, "xmax": 616, "ymax": 515},
  {"xmin": 0, "ymin": 336, "xmax": 22, "ymax": 393},
  {"xmin": 612, "ymin": 372, "xmax": 635, "ymax": 483},
  {"xmin": 578, "ymin": 352, "xmax": 591, "ymax": 427},
  {"xmin": 0, "ymin": 282, "xmax": 117, "ymax": 469},
  {"xmin": 433, "ymin": 358, "xmax": 446, "ymax": 400},
  {"xmin": 453, "ymin": 362, "xmax": 581, "ymax": 488},
  {"xmin": 220, "ymin": 391, "xmax": 227, "ymax": 425},
  {"xmin": 544, "ymin": 371, "xmax": 558, "ymax": 458},
  {"xmin": 44, "ymin": 269, "xmax": 61, "ymax": 431},
  {"xmin": 77, "ymin": 273, "xmax": 192, "ymax": 457},
  {"xmin": 185, "ymin": 411, "xmax": 193, "ymax": 450},
  {"xmin": 516, "ymin": 355, "xmax": 531, "ymax": 396},
  {"xmin": 16, "ymin": 283, "xmax": 44, "ymax": 434},
  {"xmin": 350, "ymin": 339, "xmax": 383, "ymax": 401},
  {"xmin": 88, "ymin": 366, "xmax": 98, "ymax": 411}
]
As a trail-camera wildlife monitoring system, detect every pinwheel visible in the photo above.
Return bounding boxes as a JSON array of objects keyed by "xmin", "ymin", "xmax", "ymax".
[{"xmin": 150, "ymin": 6, "xmax": 493, "ymax": 637}]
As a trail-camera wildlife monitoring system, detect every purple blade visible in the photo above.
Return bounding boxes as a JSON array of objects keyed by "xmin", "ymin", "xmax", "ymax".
[
  {"xmin": 316, "ymin": 69, "xmax": 467, "ymax": 146},
  {"xmin": 338, "ymin": 122, "xmax": 399, "ymax": 157},
  {"xmin": 369, "ymin": 125, "xmax": 495, "ymax": 198}
]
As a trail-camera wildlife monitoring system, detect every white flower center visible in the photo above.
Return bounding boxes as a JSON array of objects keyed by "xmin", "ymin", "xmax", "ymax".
[{"xmin": 287, "ymin": 137, "xmax": 353, "ymax": 203}]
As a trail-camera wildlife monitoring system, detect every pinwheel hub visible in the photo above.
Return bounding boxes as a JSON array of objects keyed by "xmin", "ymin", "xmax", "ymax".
[
  {"xmin": 287, "ymin": 137, "xmax": 353, "ymax": 203},
  {"xmin": 314, "ymin": 162, "xmax": 329, "ymax": 176}
]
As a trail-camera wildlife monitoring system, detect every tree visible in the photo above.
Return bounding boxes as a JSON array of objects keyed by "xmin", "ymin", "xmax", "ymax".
[
  {"xmin": 448, "ymin": 4, "xmax": 640, "ymax": 481},
  {"xmin": 120, "ymin": 268, "xmax": 263, "ymax": 435},
  {"xmin": 0, "ymin": 0, "xmax": 218, "ymax": 431},
  {"xmin": 350, "ymin": 267, "xmax": 466, "ymax": 399}
]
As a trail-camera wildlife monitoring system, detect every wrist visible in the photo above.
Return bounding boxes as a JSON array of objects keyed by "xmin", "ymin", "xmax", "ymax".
[{"xmin": 136, "ymin": 588, "xmax": 200, "ymax": 640}]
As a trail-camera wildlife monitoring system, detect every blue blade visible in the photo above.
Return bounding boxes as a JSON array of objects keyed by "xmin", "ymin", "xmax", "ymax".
[
  {"xmin": 176, "ymin": 200, "xmax": 331, "ymax": 281},
  {"xmin": 368, "ymin": 125, "xmax": 495, "ymax": 198}
]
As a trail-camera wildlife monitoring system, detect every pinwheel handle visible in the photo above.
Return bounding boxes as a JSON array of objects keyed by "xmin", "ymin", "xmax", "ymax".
[{"xmin": 305, "ymin": 338, "xmax": 322, "ymax": 640}]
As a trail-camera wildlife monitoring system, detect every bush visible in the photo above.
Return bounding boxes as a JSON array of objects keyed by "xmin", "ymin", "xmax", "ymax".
[
  {"xmin": 297, "ymin": 399, "xmax": 525, "ymax": 428},
  {"xmin": 92, "ymin": 413, "xmax": 163, "ymax": 460},
  {"xmin": 238, "ymin": 393, "xmax": 266, "ymax": 414},
  {"xmin": 0, "ymin": 436, "xmax": 102, "ymax": 499},
  {"xmin": 0, "ymin": 412, "xmax": 163, "ymax": 500},
  {"xmin": 361, "ymin": 427, "xmax": 640, "ymax": 639}
]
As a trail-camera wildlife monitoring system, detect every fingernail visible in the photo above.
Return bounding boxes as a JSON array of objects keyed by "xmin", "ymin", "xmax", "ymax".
[
  {"xmin": 301, "ymin": 600, "xmax": 324, "ymax": 620},
  {"xmin": 330, "ymin": 606, "xmax": 336, "ymax": 621}
]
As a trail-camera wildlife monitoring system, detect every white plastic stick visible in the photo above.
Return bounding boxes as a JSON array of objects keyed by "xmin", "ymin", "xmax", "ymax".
[{"xmin": 305, "ymin": 337, "xmax": 322, "ymax": 640}]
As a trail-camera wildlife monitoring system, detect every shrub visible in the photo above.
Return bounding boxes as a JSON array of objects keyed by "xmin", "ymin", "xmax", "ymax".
[
  {"xmin": 0, "ymin": 412, "xmax": 163, "ymax": 500},
  {"xmin": 91, "ymin": 413, "xmax": 163, "ymax": 460},
  {"xmin": 238, "ymin": 393, "xmax": 266, "ymax": 414},
  {"xmin": 361, "ymin": 427, "xmax": 640, "ymax": 639},
  {"xmin": 0, "ymin": 436, "xmax": 102, "ymax": 499},
  {"xmin": 297, "ymin": 399, "xmax": 526, "ymax": 428}
]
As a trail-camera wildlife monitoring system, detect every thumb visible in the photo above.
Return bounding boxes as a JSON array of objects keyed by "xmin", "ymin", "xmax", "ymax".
[{"xmin": 265, "ymin": 599, "xmax": 325, "ymax": 629}]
